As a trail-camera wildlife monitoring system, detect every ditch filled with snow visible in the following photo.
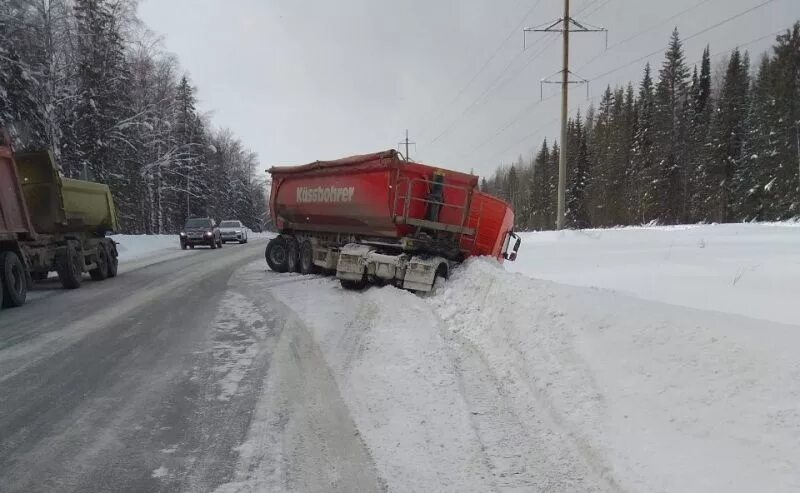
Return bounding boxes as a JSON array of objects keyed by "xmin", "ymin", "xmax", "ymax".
[{"xmin": 216, "ymin": 223, "xmax": 800, "ymax": 492}]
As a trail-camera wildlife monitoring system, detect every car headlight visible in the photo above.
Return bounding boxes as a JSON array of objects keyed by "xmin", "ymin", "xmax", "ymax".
[
  {"xmin": 180, "ymin": 232, "xmax": 186, "ymax": 236},
  {"xmin": 205, "ymin": 231, "xmax": 213, "ymax": 237},
  {"xmin": 235, "ymin": 230, "xmax": 242, "ymax": 234}
]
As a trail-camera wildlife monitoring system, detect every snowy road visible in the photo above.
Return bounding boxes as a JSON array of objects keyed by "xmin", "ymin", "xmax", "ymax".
[{"xmin": 0, "ymin": 239, "xmax": 381, "ymax": 493}]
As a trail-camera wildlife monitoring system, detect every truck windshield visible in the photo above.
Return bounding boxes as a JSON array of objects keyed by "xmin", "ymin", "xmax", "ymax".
[
  {"xmin": 219, "ymin": 221, "xmax": 240, "ymax": 228},
  {"xmin": 185, "ymin": 218, "xmax": 211, "ymax": 228}
]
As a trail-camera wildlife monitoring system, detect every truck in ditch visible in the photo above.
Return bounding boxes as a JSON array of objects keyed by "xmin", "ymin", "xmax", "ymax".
[
  {"xmin": 0, "ymin": 129, "xmax": 119, "ymax": 309},
  {"xmin": 264, "ymin": 150, "xmax": 520, "ymax": 291}
]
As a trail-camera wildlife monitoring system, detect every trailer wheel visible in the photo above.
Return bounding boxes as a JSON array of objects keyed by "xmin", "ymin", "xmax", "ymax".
[
  {"xmin": 0, "ymin": 251, "xmax": 28, "ymax": 308},
  {"xmin": 265, "ymin": 237, "xmax": 289, "ymax": 272},
  {"xmin": 299, "ymin": 240, "xmax": 317, "ymax": 275},
  {"xmin": 56, "ymin": 243, "xmax": 83, "ymax": 289},
  {"xmin": 286, "ymin": 238, "xmax": 300, "ymax": 273},
  {"xmin": 89, "ymin": 243, "xmax": 110, "ymax": 281}
]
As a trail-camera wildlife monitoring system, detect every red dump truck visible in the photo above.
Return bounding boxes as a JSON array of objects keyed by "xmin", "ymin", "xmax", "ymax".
[
  {"xmin": 265, "ymin": 150, "xmax": 520, "ymax": 291},
  {"xmin": 0, "ymin": 130, "xmax": 119, "ymax": 309}
]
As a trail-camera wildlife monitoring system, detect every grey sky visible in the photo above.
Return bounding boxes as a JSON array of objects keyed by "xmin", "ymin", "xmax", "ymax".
[{"xmin": 139, "ymin": 0, "xmax": 799, "ymax": 178}]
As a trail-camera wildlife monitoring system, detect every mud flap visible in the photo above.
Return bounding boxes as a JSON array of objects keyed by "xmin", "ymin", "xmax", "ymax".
[
  {"xmin": 402, "ymin": 256, "xmax": 447, "ymax": 292},
  {"xmin": 336, "ymin": 244, "xmax": 373, "ymax": 281}
]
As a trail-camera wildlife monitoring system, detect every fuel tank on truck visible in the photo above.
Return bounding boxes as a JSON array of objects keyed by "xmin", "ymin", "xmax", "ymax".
[{"xmin": 268, "ymin": 150, "xmax": 479, "ymax": 240}]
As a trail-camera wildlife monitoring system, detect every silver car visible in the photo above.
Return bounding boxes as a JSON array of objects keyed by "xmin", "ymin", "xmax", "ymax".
[{"xmin": 219, "ymin": 220, "xmax": 249, "ymax": 244}]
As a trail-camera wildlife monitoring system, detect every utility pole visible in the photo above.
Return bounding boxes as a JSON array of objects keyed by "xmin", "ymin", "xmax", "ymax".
[
  {"xmin": 525, "ymin": 1, "xmax": 606, "ymax": 230},
  {"xmin": 398, "ymin": 130, "xmax": 417, "ymax": 161}
]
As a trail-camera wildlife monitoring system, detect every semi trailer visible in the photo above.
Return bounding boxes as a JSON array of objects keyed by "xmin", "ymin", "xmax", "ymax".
[
  {"xmin": 0, "ymin": 129, "xmax": 119, "ymax": 309},
  {"xmin": 265, "ymin": 150, "xmax": 520, "ymax": 291}
]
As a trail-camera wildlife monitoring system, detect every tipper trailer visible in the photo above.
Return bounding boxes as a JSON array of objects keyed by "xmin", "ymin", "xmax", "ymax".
[
  {"xmin": 265, "ymin": 150, "xmax": 520, "ymax": 291},
  {"xmin": 0, "ymin": 130, "xmax": 119, "ymax": 309}
]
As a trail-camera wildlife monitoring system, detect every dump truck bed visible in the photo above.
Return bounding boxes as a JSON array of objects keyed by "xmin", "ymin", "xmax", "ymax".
[
  {"xmin": 0, "ymin": 140, "xmax": 35, "ymax": 241},
  {"xmin": 269, "ymin": 150, "xmax": 514, "ymax": 259},
  {"xmin": 15, "ymin": 151, "xmax": 119, "ymax": 234}
]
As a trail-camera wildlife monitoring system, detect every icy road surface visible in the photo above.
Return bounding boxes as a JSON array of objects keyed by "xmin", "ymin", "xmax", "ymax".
[{"xmin": 1, "ymin": 223, "xmax": 799, "ymax": 492}]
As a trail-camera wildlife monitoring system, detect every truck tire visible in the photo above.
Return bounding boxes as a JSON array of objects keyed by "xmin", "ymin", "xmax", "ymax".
[
  {"xmin": 299, "ymin": 240, "xmax": 316, "ymax": 275},
  {"xmin": 265, "ymin": 237, "xmax": 289, "ymax": 272},
  {"xmin": 286, "ymin": 238, "xmax": 300, "ymax": 273},
  {"xmin": 0, "ymin": 251, "xmax": 28, "ymax": 308},
  {"xmin": 106, "ymin": 240, "xmax": 119, "ymax": 278},
  {"xmin": 89, "ymin": 242, "xmax": 110, "ymax": 281},
  {"xmin": 56, "ymin": 243, "xmax": 83, "ymax": 289}
]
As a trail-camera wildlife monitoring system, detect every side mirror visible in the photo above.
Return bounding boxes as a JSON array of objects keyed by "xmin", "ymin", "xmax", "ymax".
[{"xmin": 503, "ymin": 232, "xmax": 521, "ymax": 261}]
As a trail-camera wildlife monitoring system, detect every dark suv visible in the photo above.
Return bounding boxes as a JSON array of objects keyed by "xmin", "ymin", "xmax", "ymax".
[{"xmin": 180, "ymin": 217, "xmax": 222, "ymax": 249}]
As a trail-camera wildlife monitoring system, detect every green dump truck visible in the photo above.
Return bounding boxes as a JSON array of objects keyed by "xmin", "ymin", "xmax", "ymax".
[{"xmin": 0, "ymin": 129, "xmax": 119, "ymax": 309}]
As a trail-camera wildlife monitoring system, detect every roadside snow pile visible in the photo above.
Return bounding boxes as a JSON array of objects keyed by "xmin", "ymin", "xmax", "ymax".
[
  {"xmin": 509, "ymin": 223, "xmax": 800, "ymax": 325},
  {"xmin": 431, "ymin": 258, "xmax": 800, "ymax": 493},
  {"xmin": 111, "ymin": 234, "xmax": 177, "ymax": 262}
]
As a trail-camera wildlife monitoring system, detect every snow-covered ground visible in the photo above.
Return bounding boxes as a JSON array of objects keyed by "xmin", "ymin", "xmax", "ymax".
[
  {"xmin": 112, "ymin": 234, "xmax": 177, "ymax": 262},
  {"xmin": 509, "ymin": 223, "xmax": 800, "ymax": 326},
  {"xmin": 214, "ymin": 223, "xmax": 800, "ymax": 492}
]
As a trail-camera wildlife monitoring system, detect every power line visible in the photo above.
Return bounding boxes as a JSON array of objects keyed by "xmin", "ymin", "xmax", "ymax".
[
  {"xmin": 418, "ymin": 0, "xmax": 544, "ymax": 138},
  {"xmin": 609, "ymin": 0, "xmax": 715, "ymax": 53},
  {"xmin": 589, "ymin": 0, "xmax": 779, "ymax": 82},
  {"xmin": 573, "ymin": 0, "xmax": 717, "ymax": 75},
  {"xmin": 578, "ymin": 0, "xmax": 614, "ymax": 18},
  {"xmin": 426, "ymin": 32, "xmax": 558, "ymax": 147},
  {"xmin": 482, "ymin": 27, "xmax": 786, "ymax": 170}
]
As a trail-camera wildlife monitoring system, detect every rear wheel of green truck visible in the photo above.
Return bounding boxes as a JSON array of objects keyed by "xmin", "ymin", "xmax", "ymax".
[
  {"xmin": 0, "ymin": 251, "xmax": 28, "ymax": 308},
  {"xmin": 89, "ymin": 242, "xmax": 110, "ymax": 281},
  {"xmin": 106, "ymin": 240, "xmax": 119, "ymax": 278},
  {"xmin": 56, "ymin": 243, "xmax": 83, "ymax": 289},
  {"xmin": 265, "ymin": 237, "xmax": 289, "ymax": 272}
]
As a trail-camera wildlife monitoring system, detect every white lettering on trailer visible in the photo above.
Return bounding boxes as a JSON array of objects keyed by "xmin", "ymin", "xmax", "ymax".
[{"xmin": 296, "ymin": 186, "xmax": 355, "ymax": 204}]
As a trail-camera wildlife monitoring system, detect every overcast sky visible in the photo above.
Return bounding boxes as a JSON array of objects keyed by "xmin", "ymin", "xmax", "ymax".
[{"xmin": 138, "ymin": 0, "xmax": 799, "ymax": 178}]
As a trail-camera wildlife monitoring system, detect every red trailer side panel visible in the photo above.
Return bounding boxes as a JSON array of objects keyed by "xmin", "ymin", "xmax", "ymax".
[
  {"xmin": 0, "ymin": 143, "xmax": 35, "ymax": 239},
  {"xmin": 269, "ymin": 150, "xmax": 478, "ymax": 239}
]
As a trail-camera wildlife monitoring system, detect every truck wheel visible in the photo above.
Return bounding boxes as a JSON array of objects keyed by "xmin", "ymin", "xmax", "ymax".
[
  {"xmin": 265, "ymin": 237, "xmax": 289, "ymax": 272},
  {"xmin": 286, "ymin": 238, "xmax": 300, "ymax": 273},
  {"xmin": 0, "ymin": 251, "xmax": 28, "ymax": 308},
  {"xmin": 106, "ymin": 241, "xmax": 119, "ymax": 278},
  {"xmin": 56, "ymin": 243, "xmax": 83, "ymax": 289},
  {"xmin": 299, "ymin": 241, "xmax": 316, "ymax": 275},
  {"xmin": 89, "ymin": 243, "xmax": 110, "ymax": 281}
]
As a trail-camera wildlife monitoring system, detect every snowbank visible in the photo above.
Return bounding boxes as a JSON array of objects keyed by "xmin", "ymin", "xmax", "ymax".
[
  {"xmin": 222, "ymin": 223, "xmax": 800, "ymax": 492},
  {"xmin": 509, "ymin": 223, "xmax": 800, "ymax": 325},
  {"xmin": 111, "ymin": 234, "xmax": 178, "ymax": 262}
]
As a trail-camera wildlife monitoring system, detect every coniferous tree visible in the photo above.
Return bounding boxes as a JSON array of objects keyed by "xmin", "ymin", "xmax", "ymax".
[
  {"xmin": 709, "ymin": 48, "xmax": 750, "ymax": 222},
  {"xmin": 653, "ymin": 28, "xmax": 690, "ymax": 224}
]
